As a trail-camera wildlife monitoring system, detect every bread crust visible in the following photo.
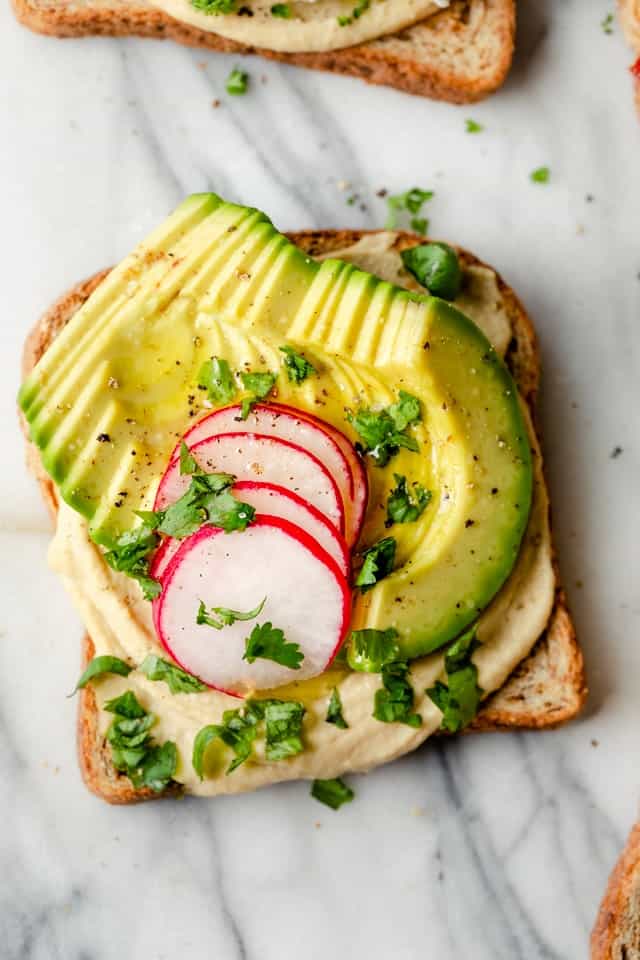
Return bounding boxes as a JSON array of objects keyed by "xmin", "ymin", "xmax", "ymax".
[
  {"xmin": 592, "ymin": 822, "xmax": 640, "ymax": 959},
  {"xmin": 20, "ymin": 230, "xmax": 586, "ymax": 803},
  {"xmin": 10, "ymin": 0, "xmax": 515, "ymax": 104}
]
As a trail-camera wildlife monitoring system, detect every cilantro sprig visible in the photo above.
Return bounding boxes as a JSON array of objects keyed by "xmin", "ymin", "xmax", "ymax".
[
  {"xmin": 243, "ymin": 622, "xmax": 304, "ymax": 670},
  {"xmin": 385, "ymin": 188, "xmax": 433, "ymax": 234},
  {"xmin": 386, "ymin": 474, "xmax": 432, "ymax": 526},
  {"xmin": 139, "ymin": 654, "xmax": 206, "ymax": 694},
  {"xmin": 239, "ymin": 370, "xmax": 276, "ymax": 419},
  {"xmin": 155, "ymin": 471, "xmax": 255, "ymax": 538},
  {"xmin": 197, "ymin": 596, "xmax": 266, "ymax": 630},
  {"xmin": 198, "ymin": 357, "xmax": 237, "ymax": 405},
  {"xmin": 373, "ymin": 660, "xmax": 422, "ymax": 728},
  {"xmin": 427, "ymin": 625, "xmax": 483, "ymax": 732},
  {"xmin": 71, "ymin": 655, "xmax": 132, "ymax": 694},
  {"xmin": 347, "ymin": 390, "xmax": 421, "ymax": 467},
  {"xmin": 355, "ymin": 536, "xmax": 396, "ymax": 592},
  {"xmin": 103, "ymin": 522, "xmax": 161, "ymax": 600},
  {"xmin": 347, "ymin": 627, "xmax": 400, "ymax": 673}
]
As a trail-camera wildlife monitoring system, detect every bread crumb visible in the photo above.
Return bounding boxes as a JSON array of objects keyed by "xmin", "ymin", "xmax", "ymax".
[
  {"xmin": 591, "ymin": 739, "xmax": 599, "ymax": 747},
  {"xmin": 212, "ymin": 99, "xmax": 221, "ymax": 108}
]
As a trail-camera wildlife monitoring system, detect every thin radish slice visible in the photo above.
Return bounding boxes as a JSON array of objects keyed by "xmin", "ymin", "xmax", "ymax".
[
  {"xmin": 269, "ymin": 402, "xmax": 369, "ymax": 546},
  {"xmin": 155, "ymin": 432, "xmax": 344, "ymax": 534},
  {"xmin": 150, "ymin": 481, "xmax": 350, "ymax": 582},
  {"xmin": 157, "ymin": 517, "xmax": 351, "ymax": 695},
  {"xmin": 172, "ymin": 403, "xmax": 362, "ymax": 545}
]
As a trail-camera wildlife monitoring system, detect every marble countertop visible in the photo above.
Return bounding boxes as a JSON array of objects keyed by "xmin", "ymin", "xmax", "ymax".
[{"xmin": 2, "ymin": 1, "xmax": 640, "ymax": 956}]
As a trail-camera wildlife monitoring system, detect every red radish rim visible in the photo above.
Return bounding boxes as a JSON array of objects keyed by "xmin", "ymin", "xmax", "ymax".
[
  {"xmin": 232, "ymin": 480, "xmax": 350, "ymax": 577},
  {"xmin": 150, "ymin": 538, "xmax": 174, "ymax": 581},
  {"xmin": 154, "ymin": 431, "xmax": 346, "ymax": 535},
  {"xmin": 156, "ymin": 515, "xmax": 352, "ymax": 698},
  {"xmin": 172, "ymin": 402, "xmax": 355, "ymax": 499}
]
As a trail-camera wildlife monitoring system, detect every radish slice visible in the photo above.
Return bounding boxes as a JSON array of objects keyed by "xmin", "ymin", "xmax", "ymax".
[
  {"xmin": 155, "ymin": 432, "xmax": 344, "ymax": 534},
  {"xmin": 268, "ymin": 402, "xmax": 369, "ymax": 545},
  {"xmin": 150, "ymin": 481, "xmax": 350, "ymax": 582},
  {"xmin": 157, "ymin": 517, "xmax": 351, "ymax": 694},
  {"xmin": 173, "ymin": 403, "xmax": 363, "ymax": 545}
]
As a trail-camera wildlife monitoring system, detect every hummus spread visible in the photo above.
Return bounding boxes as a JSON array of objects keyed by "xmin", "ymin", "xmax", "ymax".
[
  {"xmin": 149, "ymin": 0, "xmax": 450, "ymax": 54},
  {"xmin": 49, "ymin": 233, "xmax": 555, "ymax": 797}
]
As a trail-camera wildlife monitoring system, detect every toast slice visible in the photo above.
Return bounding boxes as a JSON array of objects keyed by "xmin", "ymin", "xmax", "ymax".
[
  {"xmin": 20, "ymin": 229, "xmax": 586, "ymax": 803},
  {"xmin": 619, "ymin": 0, "xmax": 640, "ymax": 112},
  {"xmin": 592, "ymin": 822, "xmax": 640, "ymax": 959},
  {"xmin": 11, "ymin": 0, "xmax": 515, "ymax": 104}
]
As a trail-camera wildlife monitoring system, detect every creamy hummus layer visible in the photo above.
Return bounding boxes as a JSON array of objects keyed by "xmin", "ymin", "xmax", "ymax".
[
  {"xmin": 48, "ymin": 234, "xmax": 555, "ymax": 797},
  {"xmin": 149, "ymin": 0, "xmax": 449, "ymax": 54}
]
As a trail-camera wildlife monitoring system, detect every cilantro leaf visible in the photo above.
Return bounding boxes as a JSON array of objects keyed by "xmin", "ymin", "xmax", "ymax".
[
  {"xmin": 279, "ymin": 345, "xmax": 316, "ymax": 384},
  {"xmin": 104, "ymin": 688, "xmax": 177, "ymax": 791},
  {"xmin": 311, "ymin": 777, "xmax": 354, "ymax": 810},
  {"xmin": 191, "ymin": 0, "xmax": 235, "ymax": 10},
  {"xmin": 193, "ymin": 704, "xmax": 260, "ymax": 778},
  {"xmin": 401, "ymin": 242, "xmax": 462, "ymax": 301},
  {"xmin": 385, "ymin": 188, "xmax": 434, "ymax": 229},
  {"xmin": 179, "ymin": 441, "xmax": 200, "ymax": 476},
  {"xmin": 337, "ymin": 0, "xmax": 368, "ymax": 25},
  {"xmin": 139, "ymin": 654, "xmax": 206, "ymax": 694},
  {"xmin": 104, "ymin": 690, "xmax": 147, "ymax": 718},
  {"xmin": 347, "ymin": 391, "xmax": 421, "ymax": 467},
  {"xmin": 256, "ymin": 699, "xmax": 306, "ymax": 760},
  {"xmin": 347, "ymin": 627, "xmax": 400, "ymax": 673},
  {"xmin": 355, "ymin": 536, "xmax": 396, "ymax": 592},
  {"xmin": 71, "ymin": 655, "xmax": 132, "ymax": 694},
  {"xmin": 198, "ymin": 356, "xmax": 237, "ymax": 405},
  {"xmin": 197, "ymin": 596, "xmax": 266, "ymax": 630},
  {"xmin": 226, "ymin": 68, "xmax": 249, "ymax": 95},
  {"xmin": 601, "ymin": 12, "xmax": 614, "ymax": 33},
  {"xmin": 465, "ymin": 118, "xmax": 484, "ymax": 133},
  {"xmin": 326, "ymin": 687, "xmax": 348, "ymax": 729},
  {"xmin": 103, "ymin": 522, "xmax": 161, "ymax": 600},
  {"xmin": 243, "ymin": 622, "xmax": 304, "ymax": 670},
  {"xmin": 239, "ymin": 370, "xmax": 276, "ymax": 419},
  {"xmin": 373, "ymin": 660, "xmax": 422, "ymax": 728},
  {"xmin": 386, "ymin": 474, "xmax": 432, "ymax": 526},
  {"xmin": 410, "ymin": 217, "xmax": 429, "ymax": 236},
  {"xmin": 530, "ymin": 166, "xmax": 550, "ymax": 184},
  {"xmin": 271, "ymin": 3, "xmax": 291, "ymax": 15},
  {"xmin": 427, "ymin": 625, "xmax": 482, "ymax": 732},
  {"xmin": 156, "ymin": 473, "xmax": 254, "ymax": 538}
]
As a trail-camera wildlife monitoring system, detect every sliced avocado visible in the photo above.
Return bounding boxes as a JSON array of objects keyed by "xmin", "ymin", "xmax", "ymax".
[{"xmin": 20, "ymin": 194, "xmax": 532, "ymax": 660}]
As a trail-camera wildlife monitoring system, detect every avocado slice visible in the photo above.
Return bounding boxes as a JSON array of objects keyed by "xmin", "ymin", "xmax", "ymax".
[{"xmin": 20, "ymin": 194, "xmax": 532, "ymax": 658}]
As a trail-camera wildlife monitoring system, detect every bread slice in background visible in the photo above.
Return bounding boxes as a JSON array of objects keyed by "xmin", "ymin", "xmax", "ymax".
[
  {"xmin": 10, "ymin": 0, "xmax": 515, "ymax": 103},
  {"xmin": 619, "ymin": 0, "xmax": 640, "ymax": 112},
  {"xmin": 592, "ymin": 822, "xmax": 640, "ymax": 959},
  {"xmin": 20, "ymin": 229, "xmax": 586, "ymax": 803}
]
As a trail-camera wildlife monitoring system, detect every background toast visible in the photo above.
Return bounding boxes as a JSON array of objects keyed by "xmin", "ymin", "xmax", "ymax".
[
  {"xmin": 592, "ymin": 821, "xmax": 640, "ymax": 959},
  {"xmin": 20, "ymin": 229, "xmax": 586, "ymax": 803},
  {"xmin": 10, "ymin": 0, "xmax": 515, "ymax": 103}
]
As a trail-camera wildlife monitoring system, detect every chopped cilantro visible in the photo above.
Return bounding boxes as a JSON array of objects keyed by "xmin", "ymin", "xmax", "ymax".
[
  {"xmin": 279, "ymin": 345, "xmax": 316, "ymax": 384},
  {"xmin": 258, "ymin": 698, "xmax": 306, "ymax": 760},
  {"xmin": 190, "ymin": 0, "xmax": 235, "ymax": 11},
  {"xmin": 386, "ymin": 474, "xmax": 432, "ymax": 526},
  {"xmin": 355, "ymin": 536, "xmax": 396, "ymax": 592},
  {"xmin": 239, "ymin": 370, "xmax": 276, "ymax": 418},
  {"xmin": 311, "ymin": 777, "xmax": 354, "ymax": 809},
  {"xmin": 401, "ymin": 242, "xmax": 462, "ymax": 301},
  {"xmin": 271, "ymin": 2, "xmax": 291, "ymax": 15},
  {"xmin": 347, "ymin": 627, "xmax": 400, "ymax": 673},
  {"xmin": 105, "ymin": 690, "xmax": 177, "ymax": 792},
  {"xmin": 347, "ymin": 390, "xmax": 421, "ymax": 467},
  {"xmin": 337, "ymin": 0, "xmax": 369, "ymax": 25},
  {"xmin": 530, "ymin": 166, "xmax": 550, "ymax": 184},
  {"xmin": 155, "ymin": 473, "xmax": 254, "ymax": 538},
  {"xmin": 197, "ymin": 357, "xmax": 237, "ymax": 405},
  {"xmin": 465, "ymin": 118, "xmax": 484, "ymax": 133},
  {"xmin": 102, "ymin": 521, "xmax": 161, "ymax": 601},
  {"xmin": 71, "ymin": 655, "xmax": 132, "ymax": 694},
  {"xmin": 410, "ymin": 217, "xmax": 429, "ymax": 236},
  {"xmin": 427, "ymin": 625, "xmax": 482, "ymax": 732},
  {"xmin": 193, "ymin": 704, "xmax": 260, "ymax": 777},
  {"xmin": 385, "ymin": 188, "xmax": 434, "ymax": 230},
  {"xmin": 243, "ymin": 622, "xmax": 304, "ymax": 670},
  {"xmin": 373, "ymin": 660, "xmax": 422, "ymax": 728},
  {"xmin": 139, "ymin": 654, "xmax": 206, "ymax": 694},
  {"xmin": 226, "ymin": 68, "xmax": 249, "ymax": 96},
  {"xmin": 601, "ymin": 12, "xmax": 614, "ymax": 33},
  {"xmin": 326, "ymin": 687, "xmax": 348, "ymax": 729},
  {"xmin": 179, "ymin": 441, "xmax": 199, "ymax": 476},
  {"xmin": 197, "ymin": 596, "xmax": 266, "ymax": 630}
]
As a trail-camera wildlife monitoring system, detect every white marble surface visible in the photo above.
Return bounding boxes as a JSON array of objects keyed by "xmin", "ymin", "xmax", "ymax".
[{"xmin": 2, "ymin": 1, "xmax": 640, "ymax": 956}]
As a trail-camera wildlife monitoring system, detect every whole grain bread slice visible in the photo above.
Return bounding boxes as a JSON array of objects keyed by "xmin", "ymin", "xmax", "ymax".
[
  {"xmin": 20, "ymin": 229, "xmax": 586, "ymax": 803},
  {"xmin": 11, "ymin": 0, "xmax": 515, "ymax": 104},
  {"xmin": 592, "ymin": 822, "xmax": 640, "ymax": 959},
  {"xmin": 618, "ymin": 0, "xmax": 640, "ymax": 114}
]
